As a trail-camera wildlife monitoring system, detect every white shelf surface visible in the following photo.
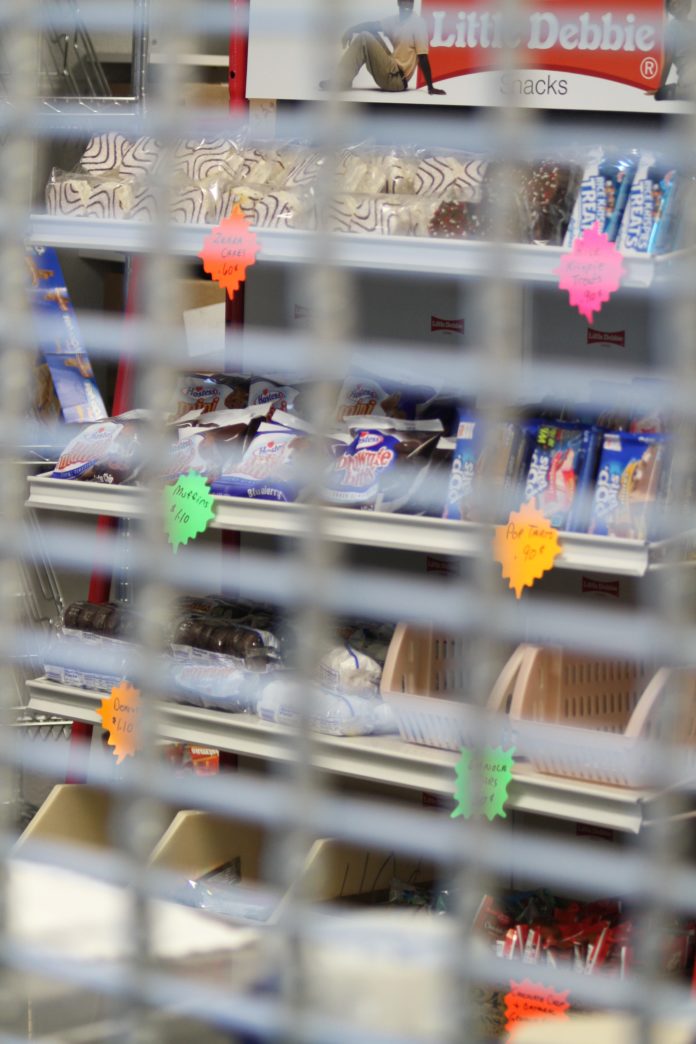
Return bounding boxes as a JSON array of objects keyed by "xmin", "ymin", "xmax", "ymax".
[
  {"xmin": 27, "ymin": 475, "xmax": 652, "ymax": 575},
  {"xmin": 26, "ymin": 214, "xmax": 676, "ymax": 287},
  {"xmin": 26, "ymin": 676, "xmax": 649, "ymax": 832}
]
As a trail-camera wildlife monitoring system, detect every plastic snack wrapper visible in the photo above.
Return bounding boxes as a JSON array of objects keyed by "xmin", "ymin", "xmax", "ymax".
[
  {"xmin": 336, "ymin": 372, "xmax": 439, "ymax": 423},
  {"xmin": 171, "ymin": 374, "xmax": 250, "ymax": 420},
  {"xmin": 46, "ymin": 170, "xmax": 132, "ymax": 221},
  {"xmin": 165, "ymin": 406, "xmax": 267, "ymax": 482},
  {"xmin": 210, "ymin": 412, "xmax": 321, "ymax": 502},
  {"xmin": 257, "ymin": 674, "xmax": 398, "ymax": 737},
  {"xmin": 589, "ymin": 430, "xmax": 667, "ymax": 540},
  {"xmin": 218, "ymin": 182, "xmax": 315, "ymax": 230},
  {"xmin": 522, "ymin": 420, "xmax": 601, "ymax": 531},
  {"xmin": 319, "ymin": 644, "xmax": 383, "ymax": 698},
  {"xmin": 324, "ymin": 418, "xmax": 443, "ymax": 513},
  {"xmin": 411, "ymin": 151, "xmax": 488, "ymax": 201},
  {"xmin": 172, "ymin": 138, "xmax": 241, "ymax": 182},
  {"xmin": 564, "ymin": 148, "xmax": 639, "ymax": 245},
  {"xmin": 515, "ymin": 159, "xmax": 584, "ymax": 245},
  {"xmin": 616, "ymin": 153, "xmax": 678, "ymax": 256},
  {"xmin": 326, "ymin": 193, "xmax": 414, "ymax": 236},
  {"xmin": 51, "ymin": 412, "xmax": 145, "ymax": 483}
]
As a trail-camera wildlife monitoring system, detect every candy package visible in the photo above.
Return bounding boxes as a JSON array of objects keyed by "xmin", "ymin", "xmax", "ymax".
[
  {"xmin": 589, "ymin": 431, "xmax": 667, "ymax": 540},
  {"xmin": 564, "ymin": 148, "xmax": 639, "ymax": 244}
]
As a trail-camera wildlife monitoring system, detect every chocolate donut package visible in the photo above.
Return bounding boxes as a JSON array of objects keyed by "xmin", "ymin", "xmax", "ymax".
[
  {"xmin": 166, "ymin": 405, "xmax": 268, "ymax": 482},
  {"xmin": 171, "ymin": 374, "xmax": 250, "ymax": 421},
  {"xmin": 325, "ymin": 417, "xmax": 443, "ymax": 513},
  {"xmin": 51, "ymin": 413, "xmax": 145, "ymax": 483},
  {"xmin": 336, "ymin": 372, "xmax": 438, "ymax": 423}
]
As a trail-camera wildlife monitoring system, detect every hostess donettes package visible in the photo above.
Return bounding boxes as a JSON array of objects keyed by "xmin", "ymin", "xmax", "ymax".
[
  {"xmin": 51, "ymin": 412, "xmax": 145, "ymax": 483},
  {"xmin": 325, "ymin": 418, "xmax": 443, "ymax": 513}
]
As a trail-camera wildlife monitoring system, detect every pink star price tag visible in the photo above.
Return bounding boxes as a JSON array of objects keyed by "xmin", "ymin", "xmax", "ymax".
[{"xmin": 556, "ymin": 223, "xmax": 625, "ymax": 325}]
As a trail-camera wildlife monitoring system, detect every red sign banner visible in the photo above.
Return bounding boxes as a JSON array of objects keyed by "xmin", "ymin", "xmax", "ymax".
[{"xmin": 419, "ymin": 0, "xmax": 664, "ymax": 92}]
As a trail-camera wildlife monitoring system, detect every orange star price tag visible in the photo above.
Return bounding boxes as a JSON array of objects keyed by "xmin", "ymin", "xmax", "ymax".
[
  {"xmin": 493, "ymin": 498, "xmax": 562, "ymax": 599},
  {"xmin": 199, "ymin": 206, "xmax": 260, "ymax": 300},
  {"xmin": 99, "ymin": 681, "xmax": 140, "ymax": 764},
  {"xmin": 504, "ymin": 979, "xmax": 570, "ymax": 1039}
]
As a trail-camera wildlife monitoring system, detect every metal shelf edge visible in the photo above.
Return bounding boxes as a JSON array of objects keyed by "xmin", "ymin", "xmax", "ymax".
[{"xmin": 26, "ymin": 678, "xmax": 646, "ymax": 831}]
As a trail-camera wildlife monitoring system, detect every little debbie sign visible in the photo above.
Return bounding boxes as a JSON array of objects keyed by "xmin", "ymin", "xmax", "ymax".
[{"xmin": 247, "ymin": 0, "xmax": 682, "ymax": 113}]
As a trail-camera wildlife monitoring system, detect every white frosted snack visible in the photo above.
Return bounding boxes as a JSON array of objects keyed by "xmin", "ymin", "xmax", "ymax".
[
  {"xmin": 126, "ymin": 184, "xmax": 158, "ymax": 223},
  {"xmin": 170, "ymin": 184, "xmax": 212, "ymax": 224},
  {"xmin": 174, "ymin": 138, "xmax": 242, "ymax": 181},
  {"xmin": 238, "ymin": 148, "xmax": 286, "ymax": 186},
  {"xmin": 280, "ymin": 150, "xmax": 323, "ymax": 188},
  {"xmin": 218, "ymin": 184, "xmax": 311, "ymax": 229},
  {"xmin": 46, "ymin": 176, "xmax": 91, "ymax": 216},
  {"xmin": 119, "ymin": 136, "xmax": 160, "ymax": 178},
  {"xmin": 319, "ymin": 645, "xmax": 382, "ymax": 697},
  {"xmin": 83, "ymin": 178, "xmax": 129, "ymax": 220},
  {"xmin": 328, "ymin": 194, "xmax": 412, "ymax": 236},
  {"xmin": 413, "ymin": 154, "xmax": 487, "ymax": 200},
  {"xmin": 337, "ymin": 152, "xmax": 373, "ymax": 193},
  {"xmin": 383, "ymin": 154, "xmax": 417, "ymax": 195},
  {"xmin": 80, "ymin": 133, "xmax": 129, "ymax": 174}
]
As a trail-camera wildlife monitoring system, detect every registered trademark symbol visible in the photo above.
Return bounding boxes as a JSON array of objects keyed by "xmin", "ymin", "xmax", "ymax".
[{"xmin": 641, "ymin": 56, "xmax": 659, "ymax": 79}]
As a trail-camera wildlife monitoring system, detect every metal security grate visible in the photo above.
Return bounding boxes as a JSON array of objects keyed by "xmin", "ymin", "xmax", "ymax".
[{"xmin": 1, "ymin": 0, "xmax": 696, "ymax": 1042}]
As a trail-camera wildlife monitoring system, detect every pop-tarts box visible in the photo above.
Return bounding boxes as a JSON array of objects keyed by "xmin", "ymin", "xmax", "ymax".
[
  {"xmin": 589, "ymin": 431, "xmax": 666, "ymax": 541},
  {"xmin": 26, "ymin": 246, "xmax": 106, "ymax": 422},
  {"xmin": 523, "ymin": 421, "xmax": 600, "ymax": 532}
]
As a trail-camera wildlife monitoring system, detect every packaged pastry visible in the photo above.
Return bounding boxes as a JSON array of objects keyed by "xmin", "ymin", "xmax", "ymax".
[
  {"xmin": 257, "ymin": 675, "xmax": 397, "ymax": 737},
  {"xmin": 247, "ymin": 378, "xmax": 301, "ymax": 416},
  {"xmin": 564, "ymin": 148, "xmax": 639, "ymax": 245},
  {"xmin": 166, "ymin": 406, "xmax": 267, "ymax": 482},
  {"xmin": 79, "ymin": 133, "xmax": 129, "ymax": 175},
  {"xmin": 172, "ymin": 374, "xmax": 250, "ymax": 420},
  {"xmin": 173, "ymin": 138, "xmax": 241, "ymax": 182},
  {"xmin": 589, "ymin": 431, "xmax": 666, "ymax": 540},
  {"xmin": 46, "ymin": 171, "xmax": 131, "ymax": 220},
  {"xmin": 172, "ymin": 614, "xmax": 281, "ymax": 665},
  {"xmin": 425, "ymin": 199, "xmax": 488, "ymax": 240},
  {"xmin": 327, "ymin": 194, "xmax": 412, "ymax": 236},
  {"xmin": 336, "ymin": 374, "xmax": 437, "ymax": 423},
  {"xmin": 517, "ymin": 160, "xmax": 583, "ymax": 245},
  {"xmin": 523, "ymin": 421, "xmax": 600, "ymax": 531},
  {"xmin": 278, "ymin": 148, "xmax": 325, "ymax": 189},
  {"xmin": 412, "ymin": 152, "xmax": 488, "ymax": 201},
  {"xmin": 218, "ymin": 183, "xmax": 314, "ymax": 229},
  {"xmin": 51, "ymin": 415, "xmax": 143, "ymax": 483},
  {"xmin": 318, "ymin": 644, "xmax": 383, "ymax": 697},
  {"xmin": 325, "ymin": 418, "xmax": 443, "ymax": 512},
  {"xmin": 616, "ymin": 153, "xmax": 678, "ymax": 256},
  {"xmin": 237, "ymin": 146, "xmax": 287, "ymax": 186},
  {"xmin": 444, "ymin": 415, "xmax": 523, "ymax": 522},
  {"xmin": 210, "ymin": 413, "xmax": 316, "ymax": 502}
]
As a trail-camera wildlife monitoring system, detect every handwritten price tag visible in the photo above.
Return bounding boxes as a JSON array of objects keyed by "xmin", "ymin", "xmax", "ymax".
[
  {"xmin": 556, "ymin": 223, "xmax": 624, "ymax": 325},
  {"xmin": 452, "ymin": 746, "xmax": 515, "ymax": 821},
  {"xmin": 504, "ymin": 980, "xmax": 570, "ymax": 1039},
  {"xmin": 494, "ymin": 499, "xmax": 561, "ymax": 599},
  {"xmin": 99, "ymin": 681, "xmax": 140, "ymax": 764},
  {"xmin": 164, "ymin": 471, "xmax": 216, "ymax": 553},
  {"xmin": 200, "ymin": 206, "xmax": 260, "ymax": 300}
]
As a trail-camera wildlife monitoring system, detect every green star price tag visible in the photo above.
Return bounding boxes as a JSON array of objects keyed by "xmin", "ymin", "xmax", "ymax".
[
  {"xmin": 164, "ymin": 470, "xmax": 216, "ymax": 553},
  {"xmin": 452, "ymin": 745, "xmax": 515, "ymax": 821}
]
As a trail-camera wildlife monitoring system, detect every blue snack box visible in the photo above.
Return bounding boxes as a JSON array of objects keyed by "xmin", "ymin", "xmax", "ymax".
[
  {"xmin": 589, "ymin": 431, "xmax": 666, "ymax": 540},
  {"xmin": 444, "ymin": 414, "xmax": 521, "ymax": 522},
  {"xmin": 564, "ymin": 148, "xmax": 638, "ymax": 245},
  {"xmin": 522, "ymin": 421, "xmax": 599, "ymax": 532}
]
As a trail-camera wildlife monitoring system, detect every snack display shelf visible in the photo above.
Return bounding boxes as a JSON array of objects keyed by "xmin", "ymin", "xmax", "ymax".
[
  {"xmin": 26, "ymin": 214, "xmax": 676, "ymax": 288},
  {"xmin": 26, "ymin": 676, "xmax": 650, "ymax": 832},
  {"xmin": 27, "ymin": 474, "xmax": 652, "ymax": 575}
]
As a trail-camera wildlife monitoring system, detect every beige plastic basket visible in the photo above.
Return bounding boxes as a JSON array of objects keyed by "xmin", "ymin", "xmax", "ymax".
[
  {"xmin": 502, "ymin": 647, "xmax": 676, "ymax": 786},
  {"xmin": 381, "ymin": 624, "xmax": 524, "ymax": 751}
]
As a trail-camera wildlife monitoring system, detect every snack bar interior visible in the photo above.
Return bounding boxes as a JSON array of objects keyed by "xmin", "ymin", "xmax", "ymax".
[{"xmin": 5, "ymin": 0, "xmax": 696, "ymax": 1041}]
